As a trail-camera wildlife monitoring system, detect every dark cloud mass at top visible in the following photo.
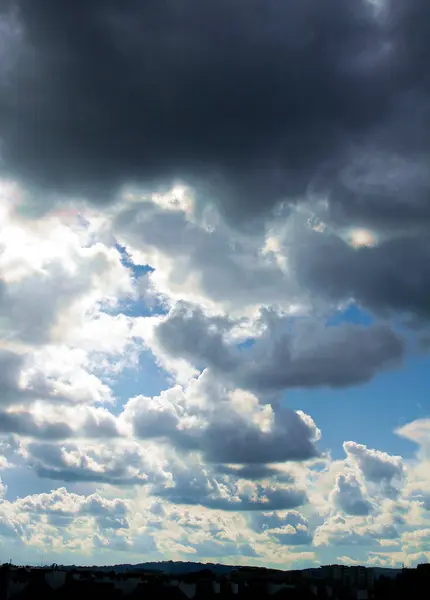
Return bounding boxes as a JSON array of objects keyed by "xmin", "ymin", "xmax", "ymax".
[{"xmin": 1, "ymin": 0, "xmax": 430, "ymax": 223}]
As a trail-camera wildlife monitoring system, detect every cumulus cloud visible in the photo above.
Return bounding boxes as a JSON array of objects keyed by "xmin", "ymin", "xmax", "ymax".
[
  {"xmin": 18, "ymin": 430, "xmax": 309, "ymax": 513},
  {"xmin": 344, "ymin": 441, "xmax": 404, "ymax": 497},
  {"xmin": 0, "ymin": 204, "xmax": 132, "ymax": 346},
  {"xmin": 250, "ymin": 510, "xmax": 313, "ymax": 545},
  {"xmin": 158, "ymin": 469, "xmax": 307, "ymax": 512},
  {"xmin": 331, "ymin": 472, "xmax": 374, "ymax": 516},
  {"xmin": 122, "ymin": 371, "xmax": 320, "ymax": 464},
  {"xmin": 22, "ymin": 439, "xmax": 168, "ymax": 487},
  {"xmin": 395, "ymin": 420, "xmax": 430, "ymax": 509},
  {"xmin": 396, "ymin": 419, "xmax": 430, "ymax": 458},
  {"xmin": 0, "ymin": 346, "xmax": 113, "ymax": 407},
  {"xmin": 273, "ymin": 525, "xmax": 313, "ymax": 547},
  {"xmin": 0, "ymin": 349, "xmax": 28, "ymax": 405},
  {"xmin": 0, "ymin": 405, "xmax": 122, "ymax": 440},
  {"xmin": 314, "ymin": 514, "xmax": 400, "ymax": 548},
  {"xmin": 17, "ymin": 487, "xmax": 129, "ymax": 529},
  {"xmin": 114, "ymin": 193, "xmax": 430, "ymax": 321},
  {"xmin": 0, "ymin": 410, "xmax": 72, "ymax": 440},
  {"xmin": 114, "ymin": 201, "xmax": 296, "ymax": 313},
  {"xmin": 0, "ymin": 486, "xmax": 150, "ymax": 561}
]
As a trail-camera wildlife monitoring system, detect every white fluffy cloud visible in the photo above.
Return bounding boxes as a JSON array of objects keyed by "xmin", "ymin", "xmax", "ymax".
[
  {"xmin": 344, "ymin": 441, "xmax": 404, "ymax": 485},
  {"xmin": 396, "ymin": 419, "xmax": 430, "ymax": 459},
  {"xmin": 395, "ymin": 420, "xmax": 430, "ymax": 510}
]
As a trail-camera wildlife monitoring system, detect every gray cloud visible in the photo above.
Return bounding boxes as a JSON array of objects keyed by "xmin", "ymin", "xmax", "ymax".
[
  {"xmin": 1, "ymin": 0, "xmax": 429, "ymax": 227},
  {"xmin": 0, "ymin": 350, "xmax": 28, "ymax": 405},
  {"xmin": 24, "ymin": 437, "xmax": 309, "ymax": 511},
  {"xmin": 114, "ymin": 203, "xmax": 296, "ymax": 311},
  {"xmin": 290, "ymin": 225, "xmax": 430, "ymax": 321},
  {"xmin": 0, "ymin": 406, "xmax": 121, "ymax": 440},
  {"xmin": 331, "ymin": 473, "xmax": 373, "ymax": 516},
  {"xmin": 0, "ymin": 411, "xmax": 72, "ymax": 440},
  {"xmin": 274, "ymin": 527, "xmax": 313, "ymax": 546},
  {"xmin": 250, "ymin": 509, "xmax": 305, "ymax": 532},
  {"xmin": 115, "ymin": 193, "xmax": 430, "ymax": 321},
  {"xmin": 190, "ymin": 406, "xmax": 318, "ymax": 465},
  {"xmin": 158, "ymin": 473, "xmax": 307, "ymax": 512},
  {"xmin": 215, "ymin": 464, "xmax": 294, "ymax": 482},
  {"xmin": 314, "ymin": 152, "xmax": 430, "ymax": 235},
  {"xmin": 25, "ymin": 441, "xmax": 165, "ymax": 486},
  {"xmin": 154, "ymin": 304, "xmax": 405, "ymax": 393}
]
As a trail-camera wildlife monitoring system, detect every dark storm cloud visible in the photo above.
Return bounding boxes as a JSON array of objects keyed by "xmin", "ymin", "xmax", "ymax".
[
  {"xmin": 290, "ymin": 228, "xmax": 430, "ymax": 320},
  {"xmin": 313, "ymin": 155, "xmax": 430, "ymax": 234},
  {"xmin": 2, "ymin": 0, "xmax": 429, "ymax": 222}
]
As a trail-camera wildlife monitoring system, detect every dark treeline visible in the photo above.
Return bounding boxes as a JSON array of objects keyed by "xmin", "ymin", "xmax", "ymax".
[{"xmin": 1, "ymin": 562, "xmax": 429, "ymax": 600}]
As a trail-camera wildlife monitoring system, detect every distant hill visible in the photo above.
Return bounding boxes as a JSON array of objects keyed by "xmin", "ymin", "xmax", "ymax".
[
  {"xmin": 57, "ymin": 561, "xmax": 404, "ymax": 578},
  {"xmin": 114, "ymin": 561, "xmax": 237, "ymax": 574},
  {"xmin": 61, "ymin": 561, "xmax": 239, "ymax": 575}
]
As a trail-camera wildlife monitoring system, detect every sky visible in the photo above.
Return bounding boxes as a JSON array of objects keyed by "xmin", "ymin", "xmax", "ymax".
[{"xmin": 0, "ymin": 0, "xmax": 430, "ymax": 570}]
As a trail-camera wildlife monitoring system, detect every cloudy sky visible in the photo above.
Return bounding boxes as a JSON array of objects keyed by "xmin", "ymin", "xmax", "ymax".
[{"xmin": 0, "ymin": 0, "xmax": 430, "ymax": 569}]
